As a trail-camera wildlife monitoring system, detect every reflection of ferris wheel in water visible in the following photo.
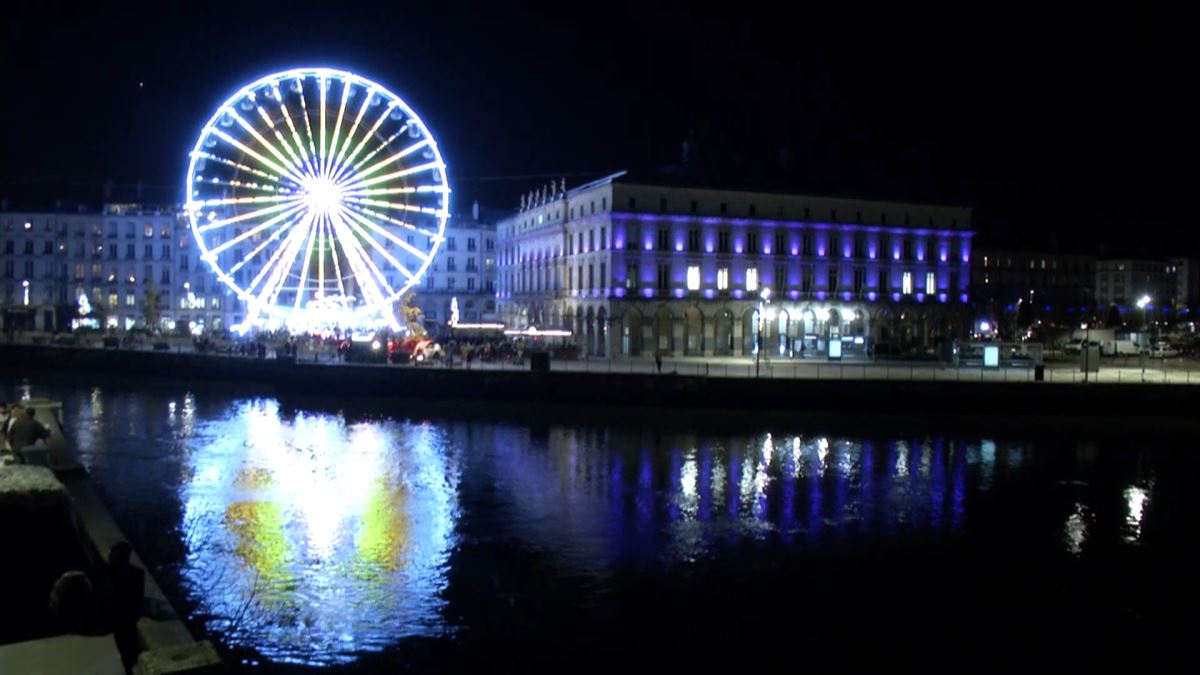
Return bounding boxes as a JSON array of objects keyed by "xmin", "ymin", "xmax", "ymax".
[{"xmin": 185, "ymin": 68, "xmax": 450, "ymax": 332}]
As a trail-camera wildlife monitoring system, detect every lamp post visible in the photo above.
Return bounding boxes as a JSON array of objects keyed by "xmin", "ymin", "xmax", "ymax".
[
  {"xmin": 1081, "ymin": 321, "xmax": 1090, "ymax": 382},
  {"xmin": 755, "ymin": 287, "xmax": 771, "ymax": 377},
  {"xmin": 1136, "ymin": 294, "xmax": 1151, "ymax": 331}
]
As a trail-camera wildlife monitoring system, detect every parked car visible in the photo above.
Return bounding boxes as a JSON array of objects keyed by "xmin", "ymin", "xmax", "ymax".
[{"xmin": 1143, "ymin": 345, "xmax": 1180, "ymax": 358}]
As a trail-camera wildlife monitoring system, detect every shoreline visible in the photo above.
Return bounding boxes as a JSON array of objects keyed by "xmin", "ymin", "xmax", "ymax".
[{"xmin": 4, "ymin": 343, "xmax": 1200, "ymax": 423}]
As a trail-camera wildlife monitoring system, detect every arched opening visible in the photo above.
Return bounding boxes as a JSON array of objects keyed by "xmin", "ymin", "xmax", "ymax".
[
  {"xmin": 776, "ymin": 309, "xmax": 790, "ymax": 356},
  {"xmin": 623, "ymin": 307, "xmax": 643, "ymax": 356},
  {"xmin": 741, "ymin": 308, "xmax": 758, "ymax": 355},
  {"xmin": 653, "ymin": 305, "xmax": 674, "ymax": 354},
  {"xmin": 597, "ymin": 307, "xmax": 608, "ymax": 357},
  {"xmin": 714, "ymin": 309, "xmax": 734, "ymax": 355},
  {"xmin": 684, "ymin": 306, "xmax": 704, "ymax": 355},
  {"xmin": 585, "ymin": 307, "xmax": 596, "ymax": 356}
]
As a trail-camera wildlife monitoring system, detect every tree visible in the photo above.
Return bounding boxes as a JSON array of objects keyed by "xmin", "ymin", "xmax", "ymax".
[{"xmin": 142, "ymin": 286, "xmax": 162, "ymax": 331}]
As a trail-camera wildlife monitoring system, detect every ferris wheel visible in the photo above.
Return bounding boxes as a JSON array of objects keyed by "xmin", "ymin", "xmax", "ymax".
[{"xmin": 184, "ymin": 67, "xmax": 450, "ymax": 332}]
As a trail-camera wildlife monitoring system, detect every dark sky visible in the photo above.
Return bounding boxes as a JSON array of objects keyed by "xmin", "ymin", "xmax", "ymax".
[{"xmin": 1, "ymin": 2, "xmax": 1191, "ymax": 255}]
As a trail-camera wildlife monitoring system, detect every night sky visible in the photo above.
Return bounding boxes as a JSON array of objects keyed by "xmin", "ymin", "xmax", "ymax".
[{"xmin": 2, "ymin": 2, "xmax": 1190, "ymax": 256}]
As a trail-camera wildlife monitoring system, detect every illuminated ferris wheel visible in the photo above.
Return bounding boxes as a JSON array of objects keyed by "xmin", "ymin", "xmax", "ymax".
[{"xmin": 185, "ymin": 68, "xmax": 450, "ymax": 332}]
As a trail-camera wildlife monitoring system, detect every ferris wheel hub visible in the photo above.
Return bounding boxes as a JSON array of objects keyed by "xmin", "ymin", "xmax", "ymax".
[{"xmin": 301, "ymin": 176, "xmax": 343, "ymax": 215}]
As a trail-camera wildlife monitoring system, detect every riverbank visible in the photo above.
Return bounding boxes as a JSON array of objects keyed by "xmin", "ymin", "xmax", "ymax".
[{"xmin": 5, "ymin": 343, "xmax": 1199, "ymax": 420}]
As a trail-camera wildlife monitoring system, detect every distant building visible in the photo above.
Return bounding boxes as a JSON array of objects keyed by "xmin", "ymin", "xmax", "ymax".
[
  {"xmin": 497, "ymin": 171, "xmax": 974, "ymax": 357},
  {"xmin": 1095, "ymin": 259, "xmax": 1180, "ymax": 317},
  {"xmin": 970, "ymin": 249, "xmax": 1097, "ymax": 323},
  {"xmin": 411, "ymin": 201, "xmax": 498, "ymax": 335},
  {"xmin": 1, "ymin": 204, "xmax": 235, "ymax": 333},
  {"xmin": 1167, "ymin": 257, "xmax": 1198, "ymax": 311}
]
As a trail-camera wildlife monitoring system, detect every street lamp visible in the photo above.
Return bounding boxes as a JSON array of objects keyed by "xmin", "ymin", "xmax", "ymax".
[
  {"xmin": 1136, "ymin": 295, "xmax": 1151, "ymax": 331},
  {"xmin": 1081, "ymin": 321, "xmax": 1091, "ymax": 382},
  {"xmin": 756, "ymin": 287, "xmax": 771, "ymax": 377}
]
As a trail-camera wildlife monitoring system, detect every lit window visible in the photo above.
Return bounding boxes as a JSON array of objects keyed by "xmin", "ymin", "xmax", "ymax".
[
  {"xmin": 925, "ymin": 272, "xmax": 936, "ymax": 294},
  {"xmin": 902, "ymin": 271, "xmax": 913, "ymax": 295},
  {"xmin": 746, "ymin": 267, "xmax": 759, "ymax": 292},
  {"xmin": 717, "ymin": 267, "xmax": 729, "ymax": 291},
  {"xmin": 686, "ymin": 265, "xmax": 700, "ymax": 290}
]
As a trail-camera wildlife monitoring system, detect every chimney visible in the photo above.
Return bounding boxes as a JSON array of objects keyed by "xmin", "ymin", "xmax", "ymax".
[{"xmin": 472, "ymin": 199, "xmax": 479, "ymax": 221}]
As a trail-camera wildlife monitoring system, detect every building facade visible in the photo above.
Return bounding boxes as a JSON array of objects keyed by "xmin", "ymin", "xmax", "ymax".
[
  {"xmin": 498, "ymin": 172, "xmax": 974, "ymax": 357},
  {"xmin": 1095, "ymin": 259, "xmax": 1180, "ymax": 315},
  {"xmin": 411, "ymin": 204, "xmax": 499, "ymax": 335},
  {"xmin": 971, "ymin": 249, "xmax": 1097, "ymax": 324},
  {"xmin": 1167, "ymin": 258, "xmax": 1198, "ymax": 311},
  {"xmin": 1, "ymin": 204, "xmax": 236, "ymax": 333}
]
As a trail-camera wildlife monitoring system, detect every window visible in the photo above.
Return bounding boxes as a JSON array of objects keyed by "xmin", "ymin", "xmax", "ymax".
[
  {"xmin": 600, "ymin": 262, "xmax": 606, "ymax": 290},
  {"xmin": 802, "ymin": 267, "xmax": 813, "ymax": 293},
  {"xmin": 108, "ymin": 292, "xmax": 118, "ymax": 308},
  {"xmin": 161, "ymin": 244, "xmax": 170, "ymax": 259},
  {"xmin": 568, "ymin": 235, "xmax": 574, "ymax": 255},
  {"xmin": 74, "ymin": 264, "xmax": 84, "ymax": 280},
  {"xmin": 629, "ymin": 197, "xmax": 637, "ymax": 210},
  {"xmin": 600, "ymin": 228, "xmax": 606, "ymax": 249},
  {"xmin": 749, "ymin": 204, "xmax": 757, "ymax": 217},
  {"xmin": 24, "ymin": 241, "xmax": 34, "ymax": 254},
  {"xmin": 578, "ymin": 232, "xmax": 583, "ymax": 253},
  {"xmin": 601, "ymin": 197, "xmax": 607, "ymax": 211},
  {"xmin": 719, "ymin": 203, "xmax": 728, "ymax": 215},
  {"xmin": 144, "ymin": 225, "xmax": 154, "ymax": 238},
  {"xmin": 626, "ymin": 262, "xmax": 639, "ymax": 289},
  {"xmin": 466, "ymin": 257, "xmax": 478, "ymax": 272},
  {"xmin": 774, "ymin": 265, "xmax": 786, "ymax": 292},
  {"xmin": 902, "ymin": 271, "xmax": 913, "ymax": 295},
  {"xmin": 690, "ymin": 200, "xmax": 698, "ymax": 214},
  {"xmin": 446, "ymin": 257, "xmax": 456, "ymax": 272},
  {"xmin": 588, "ymin": 264, "xmax": 594, "ymax": 289},
  {"xmin": 447, "ymin": 237, "xmax": 456, "ymax": 251},
  {"xmin": 687, "ymin": 228, "xmax": 700, "ymax": 252},
  {"xmin": 746, "ymin": 267, "xmax": 759, "ymax": 292},
  {"xmin": 926, "ymin": 272, "xmax": 936, "ymax": 295},
  {"xmin": 43, "ymin": 240, "xmax": 53, "ymax": 255},
  {"xmin": 589, "ymin": 230, "xmax": 595, "ymax": 251},
  {"xmin": 467, "ymin": 238, "xmax": 476, "ymax": 251},
  {"xmin": 854, "ymin": 237, "xmax": 865, "ymax": 259},
  {"xmin": 626, "ymin": 226, "xmax": 638, "ymax": 250},
  {"xmin": 144, "ymin": 244, "xmax": 153, "ymax": 259},
  {"xmin": 830, "ymin": 209, "xmax": 837, "ymax": 222},
  {"xmin": 717, "ymin": 267, "xmax": 729, "ymax": 291},
  {"xmin": 950, "ymin": 272, "xmax": 960, "ymax": 292},
  {"xmin": 659, "ymin": 198, "xmax": 667, "ymax": 212},
  {"xmin": 854, "ymin": 268, "xmax": 866, "ymax": 293},
  {"xmin": 747, "ymin": 231, "xmax": 759, "ymax": 255},
  {"xmin": 686, "ymin": 265, "xmax": 700, "ymax": 290},
  {"xmin": 802, "ymin": 233, "xmax": 813, "ymax": 257},
  {"xmin": 775, "ymin": 231, "xmax": 786, "ymax": 256},
  {"xmin": 718, "ymin": 230, "xmax": 730, "ymax": 253},
  {"xmin": 829, "ymin": 268, "xmax": 839, "ymax": 292},
  {"xmin": 657, "ymin": 263, "xmax": 670, "ymax": 291},
  {"xmin": 126, "ymin": 244, "xmax": 135, "ymax": 259},
  {"xmin": 161, "ymin": 268, "xmax": 170, "ymax": 284},
  {"xmin": 467, "ymin": 277, "xmax": 475, "ymax": 290},
  {"xmin": 590, "ymin": 201, "xmax": 596, "ymax": 215},
  {"xmin": 447, "ymin": 278, "xmax": 456, "ymax": 290},
  {"xmin": 878, "ymin": 269, "xmax": 889, "ymax": 291},
  {"xmin": 903, "ymin": 239, "xmax": 913, "ymax": 261},
  {"xmin": 657, "ymin": 228, "xmax": 669, "ymax": 251}
]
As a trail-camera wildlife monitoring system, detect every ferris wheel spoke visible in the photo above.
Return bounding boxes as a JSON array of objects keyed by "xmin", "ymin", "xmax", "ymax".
[
  {"xmin": 193, "ymin": 194, "xmax": 302, "ymax": 209},
  {"xmin": 263, "ymin": 221, "xmax": 312, "ymax": 307},
  {"xmin": 340, "ymin": 160, "xmax": 445, "ymax": 195},
  {"xmin": 318, "ymin": 76, "xmax": 332, "ymax": 178},
  {"xmin": 190, "ymin": 151, "xmax": 291, "ymax": 187},
  {"xmin": 328, "ymin": 211, "xmax": 395, "ymax": 305},
  {"xmin": 323, "ymin": 80, "xmax": 354, "ymax": 180},
  {"xmin": 339, "ymin": 203, "xmax": 431, "ymax": 267},
  {"xmin": 338, "ymin": 139, "xmax": 431, "ymax": 189},
  {"xmin": 295, "ymin": 78, "xmax": 320, "ymax": 161},
  {"xmin": 246, "ymin": 210, "xmax": 313, "ymax": 297},
  {"xmin": 330, "ymin": 103, "xmax": 398, "ymax": 184},
  {"xmin": 196, "ymin": 200, "xmax": 304, "ymax": 233},
  {"xmin": 328, "ymin": 86, "xmax": 374, "ymax": 183},
  {"xmin": 342, "ymin": 196, "xmax": 443, "ymax": 217},
  {"xmin": 276, "ymin": 96, "xmax": 320, "ymax": 179},
  {"xmin": 336, "ymin": 205, "xmax": 416, "ymax": 282},
  {"xmin": 346, "ymin": 124, "xmax": 409, "ymax": 176},
  {"xmin": 226, "ymin": 108, "xmax": 311, "ymax": 185},
  {"xmin": 341, "ymin": 202, "xmax": 443, "ymax": 242},
  {"xmin": 292, "ymin": 214, "xmax": 321, "ymax": 311},
  {"xmin": 206, "ymin": 202, "xmax": 306, "ymax": 259},
  {"xmin": 325, "ymin": 213, "xmax": 349, "ymax": 300},
  {"xmin": 209, "ymin": 127, "xmax": 308, "ymax": 188},
  {"xmin": 227, "ymin": 207, "xmax": 307, "ymax": 274}
]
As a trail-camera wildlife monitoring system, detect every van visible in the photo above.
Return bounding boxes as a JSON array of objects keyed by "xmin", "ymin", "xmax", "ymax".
[{"xmin": 1101, "ymin": 340, "xmax": 1140, "ymax": 356}]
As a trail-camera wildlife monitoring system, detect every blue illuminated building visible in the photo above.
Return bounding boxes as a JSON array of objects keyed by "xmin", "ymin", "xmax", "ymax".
[{"xmin": 497, "ymin": 171, "xmax": 974, "ymax": 357}]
